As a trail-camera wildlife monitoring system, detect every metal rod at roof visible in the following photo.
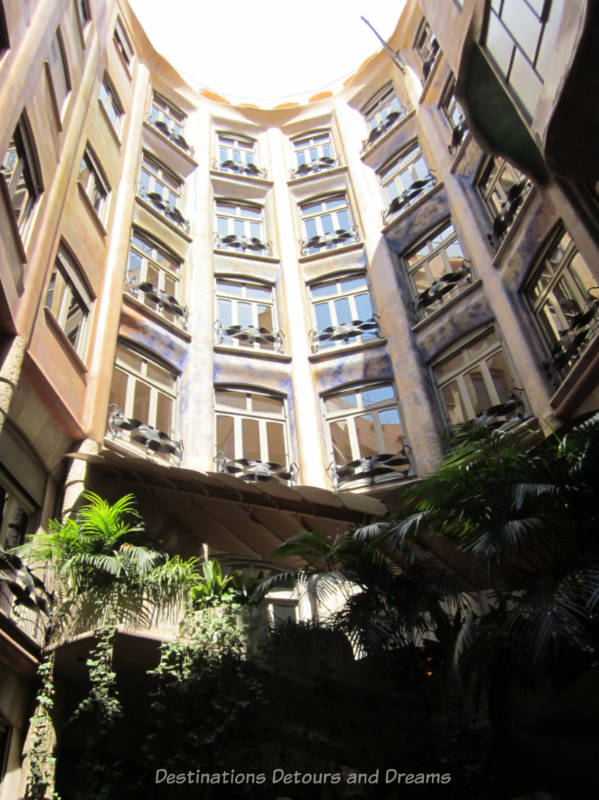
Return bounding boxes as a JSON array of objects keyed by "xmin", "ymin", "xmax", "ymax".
[{"xmin": 361, "ymin": 16, "xmax": 405, "ymax": 73}]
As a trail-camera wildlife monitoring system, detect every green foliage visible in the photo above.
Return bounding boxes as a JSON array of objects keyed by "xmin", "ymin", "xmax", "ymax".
[
  {"xmin": 189, "ymin": 559, "xmax": 244, "ymax": 609},
  {"xmin": 24, "ymin": 655, "xmax": 59, "ymax": 800}
]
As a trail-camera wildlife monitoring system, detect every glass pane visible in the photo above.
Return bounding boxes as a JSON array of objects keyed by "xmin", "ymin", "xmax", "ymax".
[
  {"xmin": 65, "ymin": 297, "xmax": 85, "ymax": 348},
  {"xmin": 132, "ymin": 381, "xmax": 151, "ymax": 423},
  {"xmin": 379, "ymin": 408, "xmax": 403, "ymax": 453},
  {"xmin": 315, "ymin": 303, "xmax": 332, "ymax": 330},
  {"xmin": 147, "ymin": 362, "xmax": 176, "ymax": 390},
  {"xmin": 109, "ymin": 368, "xmax": 128, "ymax": 412},
  {"xmin": 464, "ymin": 368, "xmax": 491, "ymax": 415},
  {"xmin": 326, "ymin": 393, "xmax": 357, "ymax": 413},
  {"xmin": 116, "ymin": 346, "xmax": 143, "ymax": 373},
  {"xmin": 311, "ymin": 282, "xmax": 335, "ymax": 298},
  {"xmin": 354, "ymin": 293, "xmax": 372, "ymax": 321},
  {"xmin": 362, "ymin": 385, "xmax": 394, "ymax": 406},
  {"xmin": 218, "ymin": 298, "xmax": 232, "ymax": 326},
  {"xmin": 334, "ymin": 297, "xmax": 352, "ymax": 324},
  {"xmin": 486, "ymin": 352, "xmax": 511, "ymax": 403},
  {"xmin": 155, "ymin": 393, "xmax": 172, "ymax": 433},
  {"xmin": 442, "ymin": 381, "xmax": 468, "ymax": 425},
  {"xmin": 355, "ymin": 414, "xmax": 378, "ymax": 457},
  {"xmin": 216, "ymin": 415, "xmax": 235, "ymax": 460},
  {"xmin": 246, "ymin": 284, "xmax": 271, "ymax": 300},
  {"xmin": 237, "ymin": 302, "xmax": 253, "ymax": 327},
  {"xmin": 252, "ymin": 394, "xmax": 283, "ymax": 414},
  {"xmin": 266, "ymin": 422, "xmax": 286, "ymax": 465},
  {"xmin": 340, "ymin": 277, "xmax": 365, "ymax": 292},
  {"xmin": 486, "ymin": 13, "xmax": 513, "ymax": 76},
  {"xmin": 501, "ymin": 0, "xmax": 542, "ymax": 62},
  {"xmin": 509, "ymin": 48, "xmax": 542, "ymax": 116},
  {"xmin": 216, "ymin": 390, "xmax": 246, "ymax": 409},
  {"xmin": 330, "ymin": 419, "xmax": 352, "ymax": 464},
  {"xmin": 257, "ymin": 305, "xmax": 273, "ymax": 331},
  {"xmin": 569, "ymin": 252, "xmax": 595, "ymax": 298},
  {"xmin": 242, "ymin": 418, "xmax": 260, "ymax": 461}
]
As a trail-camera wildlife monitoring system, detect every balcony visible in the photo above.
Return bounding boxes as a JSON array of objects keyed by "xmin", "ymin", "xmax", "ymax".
[
  {"xmin": 486, "ymin": 179, "xmax": 532, "ymax": 248},
  {"xmin": 361, "ymin": 107, "xmax": 408, "ymax": 153},
  {"xmin": 412, "ymin": 261, "xmax": 472, "ymax": 318},
  {"xmin": 147, "ymin": 116, "xmax": 194, "ymax": 157},
  {"xmin": 474, "ymin": 388, "xmax": 527, "ymax": 430},
  {"xmin": 0, "ymin": 545, "xmax": 49, "ymax": 647},
  {"xmin": 299, "ymin": 227, "xmax": 359, "ymax": 256},
  {"xmin": 125, "ymin": 273, "xmax": 189, "ymax": 329},
  {"xmin": 448, "ymin": 120, "xmax": 468, "ymax": 155},
  {"xmin": 382, "ymin": 174, "xmax": 437, "ymax": 225},
  {"xmin": 290, "ymin": 156, "xmax": 341, "ymax": 180},
  {"xmin": 213, "ymin": 232, "xmax": 272, "ymax": 256},
  {"xmin": 309, "ymin": 315, "xmax": 380, "ymax": 352},
  {"xmin": 214, "ymin": 320, "xmax": 284, "ymax": 352},
  {"xmin": 212, "ymin": 158, "xmax": 267, "ymax": 179},
  {"xmin": 329, "ymin": 449, "xmax": 412, "ymax": 490},
  {"xmin": 107, "ymin": 406, "xmax": 183, "ymax": 465},
  {"xmin": 215, "ymin": 453, "xmax": 296, "ymax": 485},
  {"xmin": 138, "ymin": 186, "xmax": 190, "ymax": 235},
  {"xmin": 543, "ymin": 289, "xmax": 599, "ymax": 386}
]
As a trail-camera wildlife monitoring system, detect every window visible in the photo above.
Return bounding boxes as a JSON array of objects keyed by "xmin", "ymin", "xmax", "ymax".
[
  {"xmin": 324, "ymin": 383, "xmax": 410, "ymax": 488},
  {"xmin": 98, "ymin": 74, "xmax": 123, "ymax": 135},
  {"xmin": 215, "ymin": 279, "xmax": 281, "ymax": 351},
  {"xmin": 433, "ymin": 327, "xmax": 523, "ymax": 426},
  {"xmin": 415, "ymin": 19, "xmax": 441, "ymax": 80},
  {"xmin": 477, "ymin": 156, "xmax": 532, "ymax": 245},
  {"xmin": 75, "ymin": 0, "xmax": 91, "ymax": 29},
  {"xmin": 299, "ymin": 194, "xmax": 357, "ymax": 255},
  {"xmin": 0, "ymin": 715, "xmax": 9, "ymax": 785},
  {"xmin": 216, "ymin": 132, "xmax": 261, "ymax": 176},
  {"xmin": 309, "ymin": 273, "xmax": 378, "ymax": 351},
  {"xmin": 107, "ymin": 342, "xmax": 181, "ymax": 460},
  {"xmin": 45, "ymin": 244, "xmax": 92, "ymax": 356},
  {"xmin": 79, "ymin": 146, "xmax": 110, "ymax": 222},
  {"xmin": 46, "ymin": 27, "xmax": 71, "ymax": 121},
  {"xmin": 126, "ymin": 229, "xmax": 186, "ymax": 327},
  {"xmin": 139, "ymin": 153, "xmax": 188, "ymax": 232},
  {"xmin": 113, "ymin": 17, "xmax": 133, "ymax": 69},
  {"xmin": 440, "ymin": 76, "xmax": 467, "ymax": 153},
  {"xmin": 361, "ymin": 84, "xmax": 406, "ymax": 150},
  {"xmin": 525, "ymin": 227, "xmax": 599, "ymax": 381},
  {"xmin": 404, "ymin": 222, "xmax": 471, "ymax": 316},
  {"xmin": 214, "ymin": 200, "xmax": 268, "ymax": 253},
  {"xmin": 215, "ymin": 389, "xmax": 292, "ymax": 483},
  {"xmin": 1, "ymin": 115, "xmax": 43, "ymax": 239},
  {"xmin": 150, "ymin": 93, "xmax": 191, "ymax": 153},
  {"xmin": 0, "ymin": 475, "xmax": 35, "ymax": 550},
  {"xmin": 379, "ymin": 144, "xmax": 435, "ymax": 222},
  {"xmin": 484, "ymin": 0, "xmax": 554, "ymax": 117},
  {"xmin": 291, "ymin": 131, "xmax": 337, "ymax": 177}
]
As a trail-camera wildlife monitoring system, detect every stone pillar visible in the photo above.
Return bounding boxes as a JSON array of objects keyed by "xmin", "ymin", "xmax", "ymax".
[
  {"xmin": 0, "ymin": 335, "xmax": 26, "ymax": 437},
  {"xmin": 61, "ymin": 438, "xmax": 100, "ymax": 519}
]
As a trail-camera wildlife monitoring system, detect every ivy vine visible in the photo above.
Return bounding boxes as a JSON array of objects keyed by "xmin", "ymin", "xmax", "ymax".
[{"xmin": 24, "ymin": 654, "xmax": 60, "ymax": 800}]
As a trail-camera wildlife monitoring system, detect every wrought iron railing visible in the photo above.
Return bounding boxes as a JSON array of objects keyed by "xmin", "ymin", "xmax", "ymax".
[
  {"xmin": 107, "ymin": 405, "xmax": 183, "ymax": 465},
  {"xmin": 138, "ymin": 186, "xmax": 191, "ymax": 235},
  {"xmin": 486, "ymin": 179, "xmax": 532, "ymax": 248},
  {"xmin": 213, "ymin": 232, "xmax": 272, "ymax": 256},
  {"xmin": 299, "ymin": 227, "xmax": 359, "ymax": 256},
  {"xmin": 290, "ymin": 156, "xmax": 341, "ymax": 179},
  {"xmin": 448, "ymin": 120, "xmax": 468, "ymax": 155},
  {"xmin": 543, "ymin": 288, "xmax": 599, "ymax": 385},
  {"xmin": 382, "ymin": 173, "xmax": 437, "ymax": 224},
  {"xmin": 125, "ymin": 273, "xmax": 189, "ymax": 329},
  {"xmin": 361, "ymin": 107, "xmax": 408, "ymax": 153},
  {"xmin": 328, "ymin": 448, "xmax": 412, "ymax": 490},
  {"xmin": 474, "ymin": 388, "xmax": 527, "ymax": 429},
  {"xmin": 215, "ymin": 453, "xmax": 296, "ymax": 484},
  {"xmin": 214, "ymin": 320, "xmax": 284, "ymax": 352},
  {"xmin": 147, "ymin": 116, "xmax": 194, "ymax": 157},
  {"xmin": 309, "ymin": 315, "xmax": 379, "ymax": 352},
  {"xmin": 412, "ymin": 260, "xmax": 472, "ymax": 317},
  {"xmin": 212, "ymin": 158, "xmax": 267, "ymax": 179}
]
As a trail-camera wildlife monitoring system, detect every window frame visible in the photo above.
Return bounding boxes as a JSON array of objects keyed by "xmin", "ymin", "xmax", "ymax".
[
  {"xmin": 414, "ymin": 18, "xmax": 440, "ymax": 80},
  {"xmin": 75, "ymin": 0, "xmax": 91, "ymax": 29},
  {"xmin": 291, "ymin": 129, "xmax": 338, "ymax": 177},
  {"xmin": 113, "ymin": 16, "xmax": 134, "ymax": 72},
  {"xmin": 78, "ymin": 144, "xmax": 110, "ymax": 223},
  {"xmin": 0, "ymin": 113, "xmax": 43, "ymax": 242},
  {"xmin": 308, "ymin": 272, "xmax": 378, "ymax": 351},
  {"xmin": 46, "ymin": 26, "xmax": 71, "ymax": 126},
  {"xmin": 44, "ymin": 242, "xmax": 93, "ymax": 358},
  {"xmin": 360, "ymin": 83, "xmax": 406, "ymax": 151},
  {"xmin": 216, "ymin": 131, "xmax": 261, "ymax": 176},
  {"xmin": 214, "ymin": 199, "xmax": 267, "ymax": 252},
  {"xmin": 476, "ymin": 155, "xmax": 532, "ymax": 245},
  {"xmin": 215, "ymin": 277, "xmax": 280, "ymax": 351},
  {"xmin": 379, "ymin": 143, "xmax": 435, "ymax": 222},
  {"xmin": 98, "ymin": 72, "xmax": 124, "ymax": 136},
  {"xmin": 0, "ymin": 471, "xmax": 37, "ymax": 550},
  {"xmin": 299, "ymin": 193, "xmax": 357, "ymax": 255}
]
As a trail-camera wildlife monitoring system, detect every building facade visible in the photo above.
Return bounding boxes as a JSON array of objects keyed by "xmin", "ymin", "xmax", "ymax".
[{"xmin": 1, "ymin": 0, "xmax": 598, "ymax": 795}]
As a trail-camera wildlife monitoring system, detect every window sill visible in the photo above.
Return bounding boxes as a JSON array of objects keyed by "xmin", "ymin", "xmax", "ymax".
[
  {"xmin": 212, "ymin": 247, "xmax": 278, "ymax": 264},
  {"xmin": 77, "ymin": 181, "xmax": 107, "ymax": 238},
  {"xmin": 209, "ymin": 167, "xmax": 271, "ymax": 188},
  {"xmin": 145, "ymin": 121, "xmax": 198, "ymax": 168},
  {"xmin": 411, "ymin": 279, "xmax": 482, "ymax": 332},
  {"xmin": 381, "ymin": 182, "xmax": 444, "ymax": 233},
  {"xmin": 308, "ymin": 337, "xmax": 387, "ymax": 362},
  {"xmin": 122, "ymin": 293, "xmax": 191, "ymax": 341},
  {"xmin": 135, "ymin": 195, "xmax": 192, "ymax": 242},
  {"xmin": 491, "ymin": 188, "xmax": 537, "ymax": 267},
  {"xmin": 43, "ymin": 307, "xmax": 88, "ymax": 375},
  {"xmin": 361, "ymin": 109, "xmax": 416, "ymax": 164},
  {"xmin": 103, "ymin": 436, "xmax": 175, "ymax": 465},
  {"xmin": 298, "ymin": 240, "xmax": 363, "ymax": 264},
  {"xmin": 213, "ymin": 344, "xmax": 291, "ymax": 363},
  {"xmin": 98, "ymin": 99, "xmax": 123, "ymax": 148},
  {"xmin": 287, "ymin": 165, "xmax": 347, "ymax": 187}
]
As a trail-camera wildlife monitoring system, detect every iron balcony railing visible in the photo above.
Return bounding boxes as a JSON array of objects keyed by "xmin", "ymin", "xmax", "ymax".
[
  {"xmin": 213, "ymin": 232, "xmax": 272, "ymax": 256},
  {"xmin": 125, "ymin": 273, "xmax": 189, "ymax": 329},
  {"xmin": 486, "ymin": 179, "xmax": 532, "ymax": 248},
  {"xmin": 212, "ymin": 158, "xmax": 268, "ymax": 179},
  {"xmin": 107, "ymin": 405, "xmax": 183, "ymax": 466},
  {"xmin": 215, "ymin": 453, "xmax": 296, "ymax": 485},
  {"xmin": 309, "ymin": 315, "xmax": 380, "ymax": 352},
  {"xmin": 290, "ymin": 155, "xmax": 341, "ymax": 179},
  {"xmin": 299, "ymin": 226, "xmax": 359, "ymax": 256},
  {"xmin": 147, "ymin": 115, "xmax": 194, "ymax": 157},
  {"xmin": 214, "ymin": 320, "xmax": 284, "ymax": 352},
  {"xmin": 382, "ymin": 173, "xmax": 437, "ymax": 225},
  {"xmin": 543, "ymin": 288, "xmax": 599, "ymax": 386},
  {"xmin": 328, "ymin": 448, "xmax": 412, "ymax": 490},
  {"xmin": 474, "ymin": 388, "xmax": 527, "ymax": 430},
  {"xmin": 412, "ymin": 260, "xmax": 472, "ymax": 317},
  {"xmin": 448, "ymin": 119, "xmax": 468, "ymax": 155},
  {"xmin": 138, "ymin": 186, "xmax": 191, "ymax": 235},
  {"xmin": 361, "ymin": 106, "xmax": 408, "ymax": 153}
]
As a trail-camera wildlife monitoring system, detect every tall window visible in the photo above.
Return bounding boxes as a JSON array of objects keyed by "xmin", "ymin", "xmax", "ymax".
[
  {"xmin": 79, "ymin": 146, "xmax": 110, "ymax": 221},
  {"xmin": 216, "ymin": 132, "xmax": 260, "ymax": 175},
  {"xmin": 98, "ymin": 74, "xmax": 123, "ymax": 135},
  {"xmin": 215, "ymin": 389, "xmax": 291, "ymax": 482},
  {"xmin": 415, "ymin": 19, "xmax": 440, "ymax": 80},
  {"xmin": 215, "ymin": 279, "xmax": 280, "ymax": 350},
  {"xmin": 324, "ymin": 383, "xmax": 409, "ymax": 487},
  {"xmin": 361, "ymin": 84, "xmax": 406, "ymax": 150},
  {"xmin": 108, "ymin": 343, "xmax": 179, "ymax": 458},
  {"xmin": 75, "ymin": 0, "xmax": 91, "ymax": 29},
  {"xmin": 45, "ymin": 244, "xmax": 92, "ymax": 356},
  {"xmin": 113, "ymin": 17, "xmax": 134, "ymax": 69},
  {"xmin": 484, "ymin": 0, "xmax": 554, "ymax": 117},
  {"xmin": 477, "ymin": 156, "xmax": 532, "ymax": 245},
  {"xmin": 149, "ymin": 93, "xmax": 191, "ymax": 153},
  {"xmin": 440, "ymin": 76, "xmax": 467, "ymax": 153},
  {"xmin": 299, "ymin": 194, "xmax": 357, "ymax": 255},
  {"xmin": 126, "ymin": 230, "xmax": 186, "ymax": 326},
  {"xmin": 214, "ymin": 200, "xmax": 267, "ymax": 252},
  {"xmin": 404, "ymin": 222, "xmax": 470, "ymax": 315},
  {"xmin": 291, "ymin": 131, "xmax": 337, "ymax": 177},
  {"xmin": 433, "ymin": 327, "xmax": 522, "ymax": 425},
  {"xmin": 0, "ymin": 476, "xmax": 35, "ymax": 550},
  {"xmin": 1, "ymin": 115, "xmax": 43, "ymax": 238},
  {"xmin": 46, "ymin": 28, "xmax": 70, "ymax": 119},
  {"xmin": 525, "ymin": 227, "xmax": 598, "ymax": 380},
  {"xmin": 139, "ymin": 152, "xmax": 188, "ymax": 231},
  {"xmin": 309, "ymin": 273, "xmax": 378, "ymax": 351},
  {"xmin": 379, "ymin": 144, "xmax": 435, "ymax": 221}
]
